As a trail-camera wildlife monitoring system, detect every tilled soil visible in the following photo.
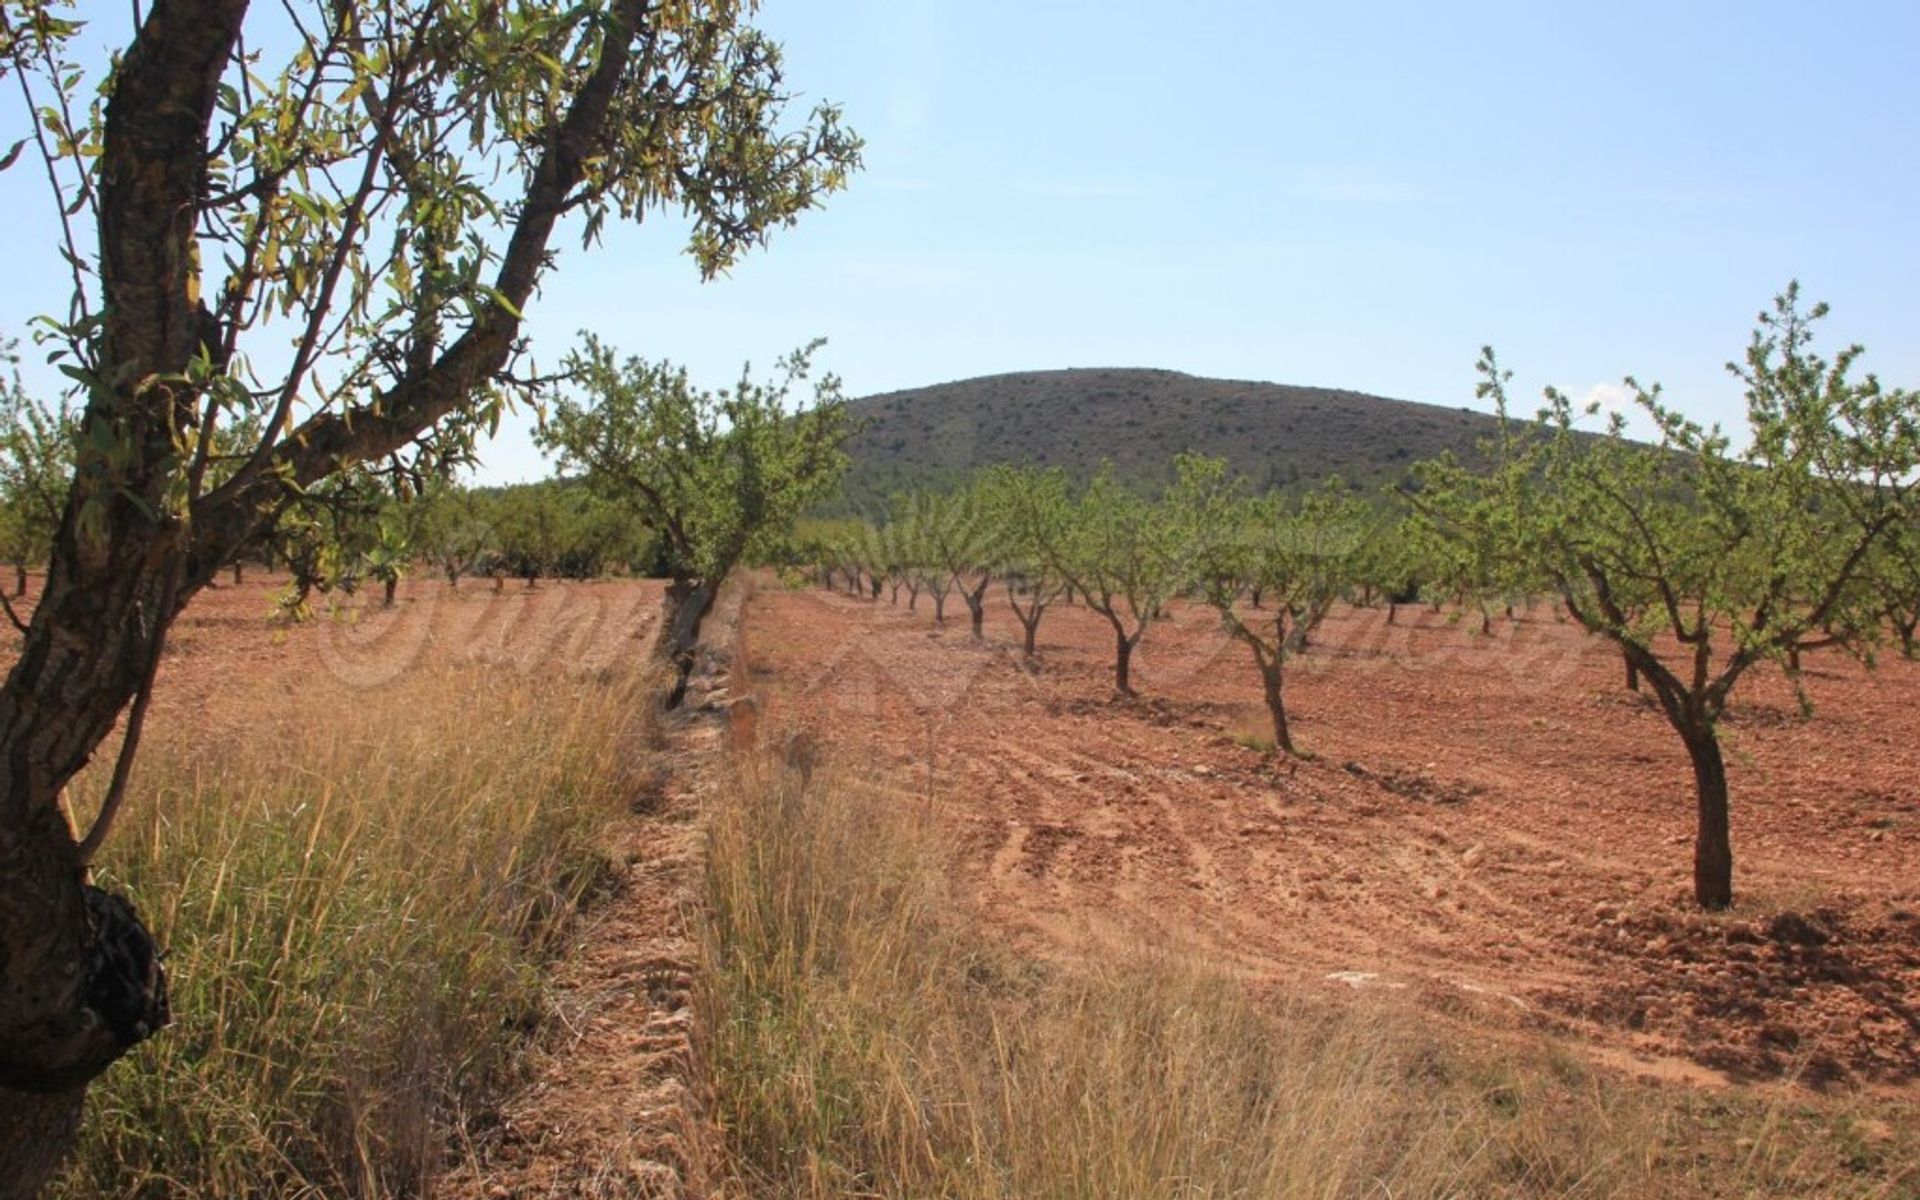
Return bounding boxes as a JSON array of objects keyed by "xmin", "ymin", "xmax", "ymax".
[
  {"xmin": 741, "ymin": 584, "xmax": 1920, "ymax": 1092},
  {"xmin": 0, "ymin": 571, "xmax": 665, "ymax": 740}
]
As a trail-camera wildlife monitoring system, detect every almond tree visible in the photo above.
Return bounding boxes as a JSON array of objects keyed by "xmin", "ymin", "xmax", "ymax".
[
  {"xmin": 1180, "ymin": 457, "xmax": 1369, "ymax": 755},
  {"xmin": 1355, "ymin": 512, "xmax": 1426, "ymax": 626},
  {"xmin": 915, "ymin": 482, "xmax": 1000, "ymax": 639},
  {"xmin": 898, "ymin": 492, "xmax": 957, "ymax": 622},
  {"xmin": 539, "ymin": 337, "xmax": 849, "ymax": 705},
  {"xmin": 1423, "ymin": 288, "xmax": 1918, "ymax": 909},
  {"xmin": 1866, "ymin": 519, "xmax": 1920, "ymax": 659},
  {"xmin": 415, "ymin": 481, "xmax": 496, "ymax": 590},
  {"xmin": 982, "ymin": 464, "xmax": 1072, "ymax": 658},
  {"xmin": 0, "ymin": 353, "xmax": 71, "ymax": 604},
  {"xmin": 1052, "ymin": 464, "xmax": 1191, "ymax": 696},
  {"xmin": 0, "ymin": 2, "xmax": 857, "ymax": 1182}
]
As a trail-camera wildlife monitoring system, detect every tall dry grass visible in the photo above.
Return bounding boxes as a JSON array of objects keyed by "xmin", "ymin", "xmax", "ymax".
[
  {"xmin": 701, "ymin": 757, "xmax": 1914, "ymax": 1199},
  {"xmin": 53, "ymin": 657, "xmax": 650, "ymax": 1199}
]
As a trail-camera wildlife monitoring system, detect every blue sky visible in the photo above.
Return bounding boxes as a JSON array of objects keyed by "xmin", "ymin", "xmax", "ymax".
[{"xmin": 4, "ymin": 1, "xmax": 1917, "ymax": 482}]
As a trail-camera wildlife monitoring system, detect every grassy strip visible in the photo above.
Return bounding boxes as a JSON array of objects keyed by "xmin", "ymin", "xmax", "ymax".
[
  {"xmin": 55, "ymin": 659, "xmax": 648, "ymax": 1198},
  {"xmin": 701, "ymin": 758, "xmax": 1916, "ymax": 1199}
]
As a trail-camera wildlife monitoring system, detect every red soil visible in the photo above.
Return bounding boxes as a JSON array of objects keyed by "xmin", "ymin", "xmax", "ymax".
[
  {"xmin": 1, "ymin": 571, "xmax": 666, "ymax": 746},
  {"xmin": 740, "ymin": 583, "xmax": 1920, "ymax": 1093}
]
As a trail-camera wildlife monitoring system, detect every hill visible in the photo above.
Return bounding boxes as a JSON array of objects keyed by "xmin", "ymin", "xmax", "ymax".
[{"xmin": 833, "ymin": 367, "xmax": 1500, "ymax": 511}]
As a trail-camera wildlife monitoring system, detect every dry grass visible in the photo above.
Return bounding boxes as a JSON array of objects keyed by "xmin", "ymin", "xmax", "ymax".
[
  {"xmin": 701, "ymin": 755, "xmax": 1918, "ymax": 1199},
  {"xmin": 52, "ymin": 657, "xmax": 650, "ymax": 1199}
]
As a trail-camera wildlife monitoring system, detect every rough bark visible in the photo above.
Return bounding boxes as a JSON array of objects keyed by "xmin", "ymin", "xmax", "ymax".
[
  {"xmin": 1260, "ymin": 659, "xmax": 1294, "ymax": 755},
  {"xmin": 658, "ymin": 578, "xmax": 720, "ymax": 708},
  {"xmin": 10, "ymin": 565, "xmax": 23, "ymax": 599},
  {"xmin": 1683, "ymin": 723, "xmax": 1734, "ymax": 909},
  {"xmin": 1, "ymin": 0, "xmax": 242, "ymax": 1182},
  {"xmin": 1112, "ymin": 622, "xmax": 1136, "ymax": 696}
]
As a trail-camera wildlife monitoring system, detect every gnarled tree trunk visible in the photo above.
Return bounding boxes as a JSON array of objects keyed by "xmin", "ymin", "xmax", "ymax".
[
  {"xmin": 1, "ymin": 545, "xmax": 178, "ymax": 1195},
  {"xmin": 657, "ymin": 577, "xmax": 721, "ymax": 708}
]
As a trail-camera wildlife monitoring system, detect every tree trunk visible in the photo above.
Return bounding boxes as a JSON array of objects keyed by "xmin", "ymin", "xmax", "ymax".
[
  {"xmin": 1, "ymin": 559, "xmax": 175, "ymax": 1195},
  {"xmin": 869, "ymin": 575, "xmax": 882, "ymax": 601},
  {"xmin": 1626, "ymin": 657, "xmax": 1640, "ymax": 692},
  {"xmin": 492, "ymin": 572, "xmax": 505, "ymax": 594},
  {"xmin": 383, "ymin": 577, "xmax": 398, "ymax": 607},
  {"xmin": 657, "ymin": 577, "xmax": 721, "ymax": 708},
  {"xmin": 1682, "ymin": 723, "xmax": 1734, "ymax": 910},
  {"xmin": 963, "ymin": 577, "xmax": 990, "ymax": 641},
  {"xmin": 230, "ymin": 561, "xmax": 243, "ymax": 586},
  {"xmin": 932, "ymin": 592, "xmax": 946, "ymax": 623},
  {"xmin": 1113, "ymin": 625, "xmax": 1136, "ymax": 696},
  {"xmin": 1023, "ymin": 616, "xmax": 1039, "ymax": 658},
  {"xmin": 1387, "ymin": 600, "xmax": 1398, "ymax": 625},
  {"xmin": 907, "ymin": 584, "xmax": 919, "ymax": 611},
  {"xmin": 1249, "ymin": 585, "xmax": 1262, "ymax": 609},
  {"xmin": 0, "ymin": 1088, "xmax": 85, "ymax": 1200},
  {"xmin": 889, "ymin": 581, "xmax": 899, "ymax": 605},
  {"xmin": 0, "ymin": 0, "xmax": 665, "ymax": 1182},
  {"xmin": 1260, "ymin": 659, "xmax": 1295, "ymax": 755},
  {"xmin": 11, "ymin": 564, "xmax": 23, "ymax": 599}
]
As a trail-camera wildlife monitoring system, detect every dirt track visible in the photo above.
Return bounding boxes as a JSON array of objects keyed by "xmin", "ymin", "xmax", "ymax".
[{"xmin": 741, "ymin": 582, "xmax": 1920, "ymax": 1092}]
